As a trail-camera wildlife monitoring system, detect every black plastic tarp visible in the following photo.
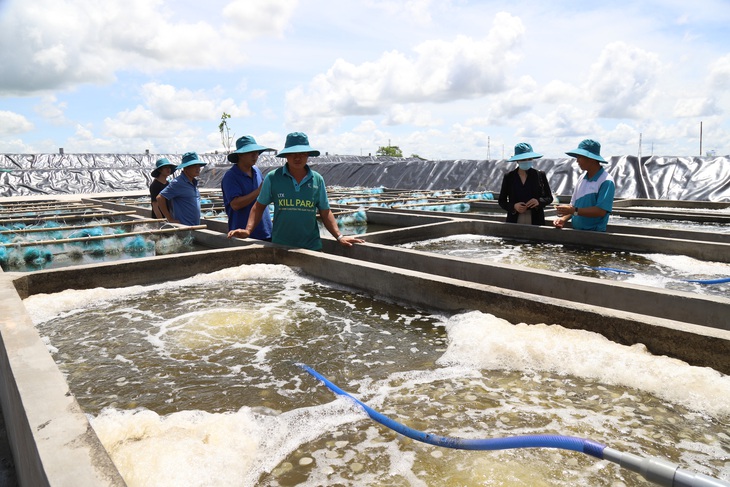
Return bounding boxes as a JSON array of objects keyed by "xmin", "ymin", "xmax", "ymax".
[{"xmin": 2, "ymin": 153, "xmax": 729, "ymax": 201}]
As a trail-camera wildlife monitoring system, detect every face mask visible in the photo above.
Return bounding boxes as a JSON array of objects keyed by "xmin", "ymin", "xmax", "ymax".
[{"xmin": 518, "ymin": 161, "xmax": 533, "ymax": 171}]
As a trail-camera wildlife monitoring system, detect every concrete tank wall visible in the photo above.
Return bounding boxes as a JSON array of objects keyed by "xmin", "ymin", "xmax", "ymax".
[{"xmin": 1, "ymin": 194, "xmax": 729, "ymax": 485}]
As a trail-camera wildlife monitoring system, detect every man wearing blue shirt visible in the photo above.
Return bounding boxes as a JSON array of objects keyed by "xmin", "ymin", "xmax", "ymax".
[
  {"xmin": 157, "ymin": 152, "xmax": 207, "ymax": 226},
  {"xmin": 221, "ymin": 135, "xmax": 273, "ymax": 240},
  {"xmin": 554, "ymin": 139, "xmax": 615, "ymax": 232}
]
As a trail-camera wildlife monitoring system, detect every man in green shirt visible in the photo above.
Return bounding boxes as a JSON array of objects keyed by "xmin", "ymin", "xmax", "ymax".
[{"xmin": 228, "ymin": 132, "xmax": 363, "ymax": 250}]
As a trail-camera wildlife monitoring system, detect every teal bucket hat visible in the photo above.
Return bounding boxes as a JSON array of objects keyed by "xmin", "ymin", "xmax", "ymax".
[
  {"xmin": 276, "ymin": 132, "xmax": 321, "ymax": 158},
  {"xmin": 508, "ymin": 142, "xmax": 542, "ymax": 162},
  {"xmin": 227, "ymin": 135, "xmax": 274, "ymax": 163},
  {"xmin": 177, "ymin": 152, "xmax": 208, "ymax": 171},
  {"xmin": 150, "ymin": 157, "xmax": 177, "ymax": 177},
  {"xmin": 566, "ymin": 139, "xmax": 607, "ymax": 163}
]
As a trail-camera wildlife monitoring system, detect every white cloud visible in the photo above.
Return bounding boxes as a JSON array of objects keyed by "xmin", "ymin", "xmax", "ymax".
[
  {"xmin": 73, "ymin": 124, "xmax": 95, "ymax": 141},
  {"xmin": 250, "ymin": 89, "xmax": 267, "ymax": 100},
  {"xmin": 89, "ymin": 107, "xmax": 205, "ymax": 154},
  {"xmin": 708, "ymin": 54, "xmax": 730, "ymax": 90},
  {"xmin": 33, "ymin": 96, "xmax": 68, "ymax": 125},
  {"xmin": 141, "ymin": 83, "xmax": 251, "ymax": 121},
  {"xmin": 383, "ymin": 104, "xmax": 440, "ymax": 127},
  {"xmin": 222, "ymin": 0, "xmax": 297, "ymax": 39},
  {"xmin": 401, "ymin": 124, "xmax": 493, "ymax": 160},
  {"xmin": 588, "ymin": 42, "xmax": 664, "ymax": 119},
  {"xmin": 284, "ymin": 12, "xmax": 525, "ymax": 125},
  {"xmin": 673, "ymin": 97, "xmax": 719, "ymax": 118},
  {"xmin": 0, "ymin": 0, "xmax": 263, "ymax": 96},
  {"xmin": 0, "ymin": 138, "xmax": 31, "ymax": 153},
  {"xmin": 63, "ymin": 124, "xmax": 122, "ymax": 153},
  {"xmin": 104, "ymin": 107, "xmax": 166, "ymax": 139},
  {"xmin": 100, "ymin": 106, "xmax": 203, "ymax": 153},
  {"xmin": 1, "ymin": 2, "xmax": 728, "ymax": 159},
  {"xmin": 466, "ymin": 76, "xmax": 560, "ymax": 130},
  {"xmin": 540, "ymin": 80, "xmax": 583, "ymax": 105},
  {"xmin": 320, "ymin": 128, "xmax": 388, "ymax": 156},
  {"xmin": 353, "ymin": 120, "xmax": 379, "ymax": 133},
  {"xmin": 0, "ymin": 111, "xmax": 35, "ymax": 135},
  {"xmin": 518, "ymin": 104, "xmax": 601, "ymax": 139},
  {"xmin": 364, "ymin": 0, "xmax": 438, "ymax": 26},
  {"xmin": 484, "ymin": 76, "xmax": 539, "ymax": 121},
  {"xmin": 606, "ymin": 123, "xmax": 641, "ymax": 152}
]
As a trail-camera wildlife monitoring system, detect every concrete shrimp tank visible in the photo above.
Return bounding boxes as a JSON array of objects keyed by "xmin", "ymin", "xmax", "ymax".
[{"xmin": 0, "ymin": 153, "xmax": 729, "ymax": 486}]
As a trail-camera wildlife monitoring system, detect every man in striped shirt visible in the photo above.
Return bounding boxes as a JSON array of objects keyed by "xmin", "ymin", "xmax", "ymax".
[{"xmin": 554, "ymin": 139, "xmax": 615, "ymax": 232}]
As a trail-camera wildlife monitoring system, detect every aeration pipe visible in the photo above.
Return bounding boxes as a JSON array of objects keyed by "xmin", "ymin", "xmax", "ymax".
[{"xmin": 297, "ymin": 364, "xmax": 729, "ymax": 487}]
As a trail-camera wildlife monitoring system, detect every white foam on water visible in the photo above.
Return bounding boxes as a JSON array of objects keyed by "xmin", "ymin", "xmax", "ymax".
[
  {"xmin": 89, "ymin": 399, "xmax": 365, "ymax": 487},
  {"xmin": 644, "ymin": 253, "xmax": 730, "ymax": 277},
  {"xmin": 25, "ymin": 266, "xmax": 730, "ymax": 485},
  {"xmin": 24, "ymin": 263, "xmax": 304, "ymax": 324},
  {"xmin": 622, "ymin": 272, "xmax": 679, "ymax": 290},
  {"xmin": 397, "ymin": 234, "xmax": 500, "ymax": 250},
  {"xmin": 146, "ymin": 306, "xmax": 291, "ymax": 369},
  {"xmin": 396, "ymin": 234, "xmax": 518, "ymax": 263},
  {"xmin": 436, "ymin": 310, "xmax": 730, "ymax": 418}
]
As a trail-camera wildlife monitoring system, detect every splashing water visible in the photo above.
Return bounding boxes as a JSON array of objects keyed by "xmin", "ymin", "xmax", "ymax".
[
  {"xmin": 25, "ymin": 264, "xmax": 730, "ymax": 487},
  {"xmin": 398, "ymin": 234, "xmax": 730, "ymax": 298}
]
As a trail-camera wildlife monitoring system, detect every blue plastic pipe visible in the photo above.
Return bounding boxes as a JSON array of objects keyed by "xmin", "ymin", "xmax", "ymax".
[
  {"xmin": 298, "ymin": 363, "xmax": 604, "ymax": 455},
  {"xmin": 297, "ymin": 364, "xmax": 730, "ymax": 487},
  {"xmin": 683, "ymin": 277, "xmax": 730, "ymax": 284},
  {"xmin": 589, "ymin": 266, "xmax": 635, "ymax": 274},
  {"xmin": 589, "ymin": 267, "xmax": 730, "ymax": 285}
]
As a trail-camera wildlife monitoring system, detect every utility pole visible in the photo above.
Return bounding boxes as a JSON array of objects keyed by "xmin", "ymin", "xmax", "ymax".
[
  {"xmin": 638, "ymin": 132, "xmax": 642, "ymax": 162},
  {"xmin": 699, "ymin": 121, "xmax": 703, "ymax": 156},
  {"xmin": 487, "ymin": 136, "xmax": 491, "ymax": 160}
]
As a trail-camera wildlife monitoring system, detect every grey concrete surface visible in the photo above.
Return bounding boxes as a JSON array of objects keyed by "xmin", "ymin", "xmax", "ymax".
[
  {"xmin": 334, "ymin": 218, "xmax": 730, "ymax": 332},
  {"xmin": 0, "ymin": 407, "xmax": 18, "ymax": 487},
  {"xmin": 0, "ymin": 275, "xmax": 127, "ymax": 487},
  {"xmin": 1, "ymin": 191, "xmax": 729, "ymax": 486}
]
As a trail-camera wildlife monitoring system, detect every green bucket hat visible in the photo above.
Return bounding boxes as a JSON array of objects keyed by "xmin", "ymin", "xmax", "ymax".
[
  {"xmin": 276, "ymin": 132, "xmax": 320, "ymax": 158},
  {"xmin": 566, "ymin": 139, "xmax": 607, "ymax": 163},
  {"xmin": 150, "ymin": 157, "xmax": 177, "ymax": 177},
  {"xmin": 227, "ymin": 135, "xmax": 274, "ymax": 163},
  {"xmin": 508, "ymin": 142, "xmax": 542, "ymax": 162},
  {"xmin": 177, "ymin": 152, "xmax": 208, "ymax": 171}
]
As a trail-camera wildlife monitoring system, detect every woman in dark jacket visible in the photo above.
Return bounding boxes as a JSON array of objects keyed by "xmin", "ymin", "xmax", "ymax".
[
  {"xmin": 149, "ymin": 158, "xmax": 177, "ymax": 219},
  {"xmin": 498, "ymin": 143, "xmax": 553, "ymax": 225}
]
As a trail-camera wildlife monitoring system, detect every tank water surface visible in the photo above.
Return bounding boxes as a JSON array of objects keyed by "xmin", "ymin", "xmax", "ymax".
[
  {"xmin": 27, "ymin": 264, "xmax": 730, "ymax": 486},
  {"xmin": 397, "ymin": 235, "xmax": 730, "ymax": 298}
]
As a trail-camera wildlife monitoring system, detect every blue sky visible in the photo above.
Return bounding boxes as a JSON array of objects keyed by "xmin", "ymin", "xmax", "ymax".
[{"xmin": 1, "ymin": 0, "xmax": 729, "ymax": 160}]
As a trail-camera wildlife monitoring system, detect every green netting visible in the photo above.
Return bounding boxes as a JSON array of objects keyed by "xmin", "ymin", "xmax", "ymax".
[
  {"xmin": 336, "ymin": 210, "xmax": 368, "ymax": 227},
  {"xmin": 124, "ymin": 236, "xmax": 155, "ymax": 254},
  {"xmin": 22, "ymin": 247, "xmax": 53, "ymax": 266},
  {"xmin": 68, "ymin": 227, "xmax": 105, "ymax": 240}
]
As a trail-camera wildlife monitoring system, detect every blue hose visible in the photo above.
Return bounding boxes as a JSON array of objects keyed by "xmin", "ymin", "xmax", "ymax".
[
  {"xmin": 683, "ymin": 277, "xmax": 730, "ymax": 284},
  {"xmin": 297, "ymin": 363, "xmax": 605, "ymax": 457},
  {"xmin": 298, "ymin": 364, "xmax": 730, "ymax": 487},
  {"xmin": 589, "ymin": 266, "xmax": 635, "ymax": 274},
  {"xmin": 589, "ymin": 267, "xmax": 729, "ymax": 285}
]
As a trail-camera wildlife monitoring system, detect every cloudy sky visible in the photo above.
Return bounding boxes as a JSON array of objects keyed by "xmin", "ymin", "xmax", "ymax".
[{"xmin": 1, "ymin": 0, "xmax": 728, "ymax": 160}]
